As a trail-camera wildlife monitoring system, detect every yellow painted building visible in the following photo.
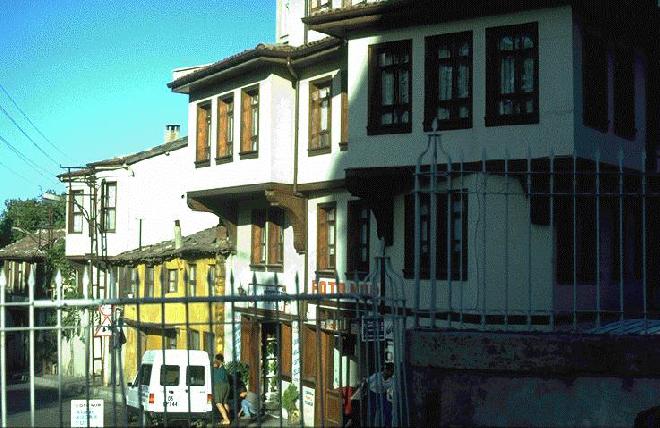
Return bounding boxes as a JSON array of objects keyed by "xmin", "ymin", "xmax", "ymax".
[{"xmin": 111, "ymin": 226, "xmax": 229, "ymax": 381}]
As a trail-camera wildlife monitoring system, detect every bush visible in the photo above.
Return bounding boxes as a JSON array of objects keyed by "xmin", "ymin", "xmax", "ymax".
[
  {"xmin": 282, "ymin": 384, "xmax": 299, "ymax": 414},
  {"xmin": 225, "ymin": 360, "xmax": 249, "ymax": 387}
]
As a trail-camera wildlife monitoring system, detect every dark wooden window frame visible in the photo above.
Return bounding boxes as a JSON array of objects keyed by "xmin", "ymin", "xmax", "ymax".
[
  {"xmin": 613, "ymin": 45, "xmax": 636, "ymax": 139},
  {"xmin": 346, "ymin": 200, "xmax": 370, "ymax": 275},
  {"xmin": 424, "ymin": 31, "xmax": 473, "ymax": 131},
  {"xmin": 167, "ymin": 268, "xmax": 178, "ymax": 293},
  {"xmin": 101, "ymin": 181, "xmax": 117, "ymax": 233},
  {"xmin": 187, "ymin": 264, "xmax": 197, "ymax": 297},
  {"xmin": 251, "ymin": 209, "xmax": 284, "ymax": 270},
  {"xmin": 485, "ymin": 22, "xmax": 539, "ymax": 127},
  {"xmin": 309, "ymin": 77, "xmax": 333, "ymax": 155},
  {"xmin": 317, "ymin": 202, "xmax": 337, "ymax": 276},
  {"xmin": 68, "ymin": 189, "xmax": 84, "ymax": 234},
  {"xmin": 216, "ymin": 95, "xmax": 234, "ymax": 162},
  {"xmin": 196, "ymin": 102, "xmax": 212, "ymax": 166},
  {"xmin": 240, "ymin": 86, "xmax": 259, "ymax": 158},
  {"xmin": 582, "ymin": 30, "xmax": 609, "ymax": 132},
  {"xmin": 309, "ymin": 0, "xmax": 331, "ymax": 13},
  {"xmin": 367, "ymin": 39, "xmax": 413, "ymax": 135},
  {"xmin": 404, "ymin": 191, "xmax": 468, "ymax": 281},
  {"xmin": 145, "ymin": 266, "xmax": 154, "ymax": 298}
]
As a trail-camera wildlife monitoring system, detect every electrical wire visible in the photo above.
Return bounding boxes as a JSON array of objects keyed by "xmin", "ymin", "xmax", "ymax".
[
  {"xmin": 0, "ymin": 83, "xmax": 67, "ymax": 158},
  {"xmin": 0, "ymin": 103, "xmax": 60, "ymax": 166},
  {"xmin": 0, "ymin": 132, "xmax": 59, "ymax": 181},
  {"xmin": 0, "ymin": 158, "xmax": 37, "ymax": 185}
]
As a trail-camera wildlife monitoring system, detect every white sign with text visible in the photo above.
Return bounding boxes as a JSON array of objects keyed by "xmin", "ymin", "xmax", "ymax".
[{"xmin": 71, "ymin": 399, "xmax": 103, "ymax": 427}]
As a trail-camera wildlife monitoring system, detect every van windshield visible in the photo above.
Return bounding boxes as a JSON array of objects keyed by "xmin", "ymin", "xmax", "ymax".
[
  {"xmin": 160, "ymin": 365, "xmax": 180, "ymax": 386},
  {"xmin": 138, "ymin": 364, "xmax": 153, "ymax": 386},
  {"xmin": 187, "ymin": 366, "xmax": 205, "ymax": 386}
]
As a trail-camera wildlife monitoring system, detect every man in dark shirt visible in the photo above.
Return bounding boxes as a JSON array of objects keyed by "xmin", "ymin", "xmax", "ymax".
[{"xmin": 213, "ymin": 353, "xmax": 231, "ymax": 425}]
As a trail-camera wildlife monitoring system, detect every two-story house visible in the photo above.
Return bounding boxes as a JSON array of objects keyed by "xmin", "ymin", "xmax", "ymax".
[
  {"xmin": 59, "ymin": 126, "xmax": 219, "ymax": 384},
  {"xmin": 168, "ymin": 0, "xmax": 657, "ymax": 424}
]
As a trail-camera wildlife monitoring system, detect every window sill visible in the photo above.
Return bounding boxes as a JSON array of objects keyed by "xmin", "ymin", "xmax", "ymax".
[
  {"xmin": 402, "ymin": 269, "xmax": 467, "ymax": 281},
  {"xmin": 423, "ymin": 118, "xmax": 472, "ymax": 132},
  {"xmin": 315, "ymin": 269, "xmax": 337, "ymax": 279},
  {"xmin": 339, "ymin": 141, "xmax": 348, "ymax": 151},
  {"xmin": 584, "ymin": 120, "xmax": 609, "ymax": 133},
  {"xmin": 194, "ymin": 159, "xmax": 211, "ymax": 168},
  {"xmin": 366, "ymin": 124, "xmax": 412, "ymax": 136},
  {"xmin": 68, "ymin": 231, "xmax": 83, "ymax": 234},
  {"xmin": 485, "ymin": 113, "xmax": 538, "ymax": 127},
  {"xmin": 239, "ymin": 151, "xmax": 258, "ymax": 160},
  {"xmin": 215, "ymin": 155, "xmax": 233, "ymax": 165},
  {"xmin": 308, "ymin": 146, "xmax": 331, "ymax": 156},
  {"xmin": 614, "ymin": 127, "xmax": 637, "ymax": 140}
]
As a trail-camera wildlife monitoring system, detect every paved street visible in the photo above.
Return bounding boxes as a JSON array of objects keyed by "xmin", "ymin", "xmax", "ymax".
[{"xmin": 7, "ymin": 382, "xmax": 128, "ymax": 427}]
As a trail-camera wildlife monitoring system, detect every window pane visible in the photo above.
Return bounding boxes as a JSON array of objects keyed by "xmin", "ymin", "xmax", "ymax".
[
  {"xmin": 361, "ymin": 248, "xmax": 368, "ymax": 262},
  {"xmin": 399, "ymin": 69, "xmax": 409, "ymax": 103},
  {"xmin": 437, "ymin": 106, "xmax": 450, "ymax": 120},
  {"xmin": 381, "ymin": 111, "xmax": 393, "ymax": 125},
  {"xmin": 522, "ymin": 34, "xmax": 534, "ymax": 49},
  {"xmin": 251, "ymin": 109, "xmax": 258, "ymax": 136},
  {"xmin": 499, "ymin": 99, "xmax": 513, "ymax": 115},
  {"xmin": 500, "ymin": 57, "xmax": 515, "ymax": 94},
  {"xmin": 458, "ymin": 42, "xmax": 470, "ymax": 57},
  {"xmin": 457, "ymin": 65, "xmax": 469, "ymax": 99},
  {"xmin": 187, "ymin": 366, "xmax": 205, "ymax": 386},
  {"xmin": 74, "ymin": 216, "xmax": 83, "ymax": 233},
  {"xmin": 106, "ymin": 184, "xmax": 116, "ymax": 206},
  {"xmin": 499, "ymin": 35, "xmax": 514, "ymax": 51},
  {"xmin": 400, "ymin": 110, "xmax": 410, "ymax": 124},
  {"xmin": 160, "ymin": 365, "xmax": 180, "ymax": 386},
  {"xmin": 378, "ymin": 51, "xmax": 393, "ymax": 67},
  {"xmin": 381, "ymin": 70, "xmax": 394, "ymax": 106},
  {"xmin": 439, "ymin": 66, "xmax": 453, "ymax": 100},
  {"xmin": 320, "ymin": 100, "xmax": 329, "ymax": 131},
  {"xmin": 521, "ymin": 58, "xmax": 535, "ymax": 93},
  {"xmin": 438, "ymin": 46, "xmax": 451, "ymax": 59},
  {"xmin": 459, "ymin": 105, "xmax": 469, "ymax": 119}
]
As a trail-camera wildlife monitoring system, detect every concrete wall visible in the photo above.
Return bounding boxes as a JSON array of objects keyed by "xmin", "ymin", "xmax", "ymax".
[{"xmin": 407, "ymin": 329, "xmax": 660, "ymax": 427}]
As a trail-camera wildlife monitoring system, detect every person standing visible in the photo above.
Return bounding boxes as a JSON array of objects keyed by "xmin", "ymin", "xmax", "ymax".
[
  {"xmin": 213, "ymin": 353, "xmax": 231, "ymax": 425},
  {"xmin": 366, "ymin": 362, "xmax": 394, "ymax": 427}
]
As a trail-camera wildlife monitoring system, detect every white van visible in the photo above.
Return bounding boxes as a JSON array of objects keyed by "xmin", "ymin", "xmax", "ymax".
[{"xmin": 126, "ymin": 350, "xmax": 214, "ymax": 426}]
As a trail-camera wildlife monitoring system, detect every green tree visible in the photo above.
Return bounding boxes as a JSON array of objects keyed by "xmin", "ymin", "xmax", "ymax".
[{"xmin": 0, "ymin": 193, "xmax": 65, "ymax": 248}]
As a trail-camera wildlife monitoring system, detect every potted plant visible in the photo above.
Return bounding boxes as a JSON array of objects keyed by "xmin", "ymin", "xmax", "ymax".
[{"xmin": 282, "ymin": 384, "xmax": 300, "ymax": 424}]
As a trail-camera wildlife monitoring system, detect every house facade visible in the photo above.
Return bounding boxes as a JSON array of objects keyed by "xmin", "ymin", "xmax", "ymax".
[{"xmin": 167, "ymin": 0, "xmax": 657, "ymax": 424}]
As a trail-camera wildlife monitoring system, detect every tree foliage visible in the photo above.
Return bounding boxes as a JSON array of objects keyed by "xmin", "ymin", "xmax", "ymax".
[{"xmin": 0, "ymin": 193, "xmax": 65, "ymax": 248}]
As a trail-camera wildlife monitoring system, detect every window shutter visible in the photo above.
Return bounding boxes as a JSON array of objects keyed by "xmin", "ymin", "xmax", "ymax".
[
  {"xmin": 404, "ymin": 194, "xmax": 414, "ymax": 275},
  {"xmin": 340, "ymin": 89, "xmax": 348, "ymax": 144},
  {"xmin": 251, "ymin": 210, "xmax": 264, "ymax": 265},
  {"xmin": 317, "ymin": 207, "xmax": 328, "ymax": 270},
  {"xmin": 217, "ymin": 99, "xmax": 228, "ymax": 158},
  {"xmin": 241, "ymin": 91, "xmax": 251, "ymax": 153},
  {"xmin": 196, "ymin": 104, "xmax": 208, "ymax": 161},
  {"xmin": 309, "ymin": 86, "xmax": 320, "ymax": 149},
  {"xmin": 267, "ymin": 212, "xmax": 282, "ymax": 265},
  {"xmin": 346, "ymin": 202, "xmax": 358, "ymax": 273},
  {"xmin": 281, "ymin": 323, "xmax": 292, "ymax": 378}
]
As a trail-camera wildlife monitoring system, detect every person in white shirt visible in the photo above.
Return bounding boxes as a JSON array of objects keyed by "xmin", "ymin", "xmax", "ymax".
[{"xmin": 367, "ymin": 362, "xmax": 394, "ymax": 427}]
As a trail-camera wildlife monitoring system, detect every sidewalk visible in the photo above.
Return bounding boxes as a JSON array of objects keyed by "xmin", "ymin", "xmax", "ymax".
[{"xmin": 33, "ymin": 374, "xmax": 126, "ymax": 404}]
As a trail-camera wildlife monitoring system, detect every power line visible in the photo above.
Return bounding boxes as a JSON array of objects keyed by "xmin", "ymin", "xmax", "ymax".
[
  {"xmin": 0, "ymin": 103, "xmax": 60, "ymax": 167},
  {"xmin": 0, "ymin": 132, "xmax": 58, "ymax": 181},
  {"xmin": 0, "ymin": 83, "xmax": 68, "ymax": 158},
  {"xmin": 0, "ymin": 158, "xmax": 38, "ymax": 185}
]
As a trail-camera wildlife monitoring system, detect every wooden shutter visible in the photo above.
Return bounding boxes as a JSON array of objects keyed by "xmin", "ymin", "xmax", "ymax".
[
  {"xmin": 340, "ymin": 89, "xmax": 348, "ymax": 144},
  {"xmin": 281, "ymin": 323, "xmax": 292, "ymax": 378},
  {"xmin": 302, "ymin": 326, "xmax": 317, "ymax": 380},
  {"xmin": 196, "ymin": 104, "xmax": 208, "ymax": 161},
  {"xmin": 309, "ymin": 84, "xmax": 320, "ymax": 149},
  {"xmin": 241, "ymin": 316, "xmax": 261, "ymax": 392},
  {"xmin": 346, "ymin": 201, "xmax": 359, "ymax": 273},
  {"xmin": 267, "ymin": 210, "xmax": 282, "ymax": 265},
  {"xmin": 317, "ymin": 206, "xmax": 328, "ymax": 271},
  {"xmin": 217, "ymin": 98, "xmax": 228, "ymax": 158},
  {"xmin": 251, "ymin": 210, "xmax": 264, "ymax": 265},
  {"xmin": 241, "ymin": 91, "xmax": 251, "ymax": 153}
]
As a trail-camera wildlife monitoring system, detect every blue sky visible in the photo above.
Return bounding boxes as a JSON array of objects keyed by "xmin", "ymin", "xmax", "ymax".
[{"xmin": 0, "ymin": 0, "xmax": 274, "ymax": 208}]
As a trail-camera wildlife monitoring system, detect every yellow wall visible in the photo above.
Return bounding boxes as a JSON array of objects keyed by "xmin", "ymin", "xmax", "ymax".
[{"xmin": 123, "ymin": 256, "xmax": 225, "ymax": 381}]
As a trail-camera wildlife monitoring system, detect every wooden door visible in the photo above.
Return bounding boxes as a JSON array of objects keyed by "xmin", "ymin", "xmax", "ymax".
[
  {"xmin": 240, "ymin": 315, "xmax": 261, "ymax": 392},
  {"xmin": 315, "ymin": 332, "xmax": 342, "ymax": 427}
]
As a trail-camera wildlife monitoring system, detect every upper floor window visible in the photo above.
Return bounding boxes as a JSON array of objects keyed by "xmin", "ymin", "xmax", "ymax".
[
  {"xmin": 187, "ymin": 264, "xmax": 197, "ymax": 297},
  {"xmin": 404, "ymin": 191, "xmax": 468, "ymax": 280},
  {"xmin": 167, "ymin": 269, "xmax": 178, "ymax": 293},
  {"xmin": 68, "ymin": 190, "xmax": 84, "ymax": 234},
  {"xmin": 309, "ymin": 0, "xmax": 331, "ymax": 12},
  {"xmin": 251, "ymin": 209, "xmax": 284, "ymax": 267},
  {"xmin": 582, "ymin": 32, "xmax": 608, "ymax": 131},
  {"xmin": 317, "ymin": 203, "xmax": 336, "ymax": 273},
  {"xmin": 425, "ymin": 32, "xmax": 472, "ymax": 131},
  {"xmin": 102, "ymin": 182, "xmax": 116, "ymax": 233},
  {"xmin": 486, "ymin": 22, "xmax": 539, "ymax": 126},
  {"xmin": 196, "ymin": 102, "xmax": 212, "ymax": 165},
  {"xmin": 613, "ymin": 46, "xmax": 635, "ymax": 139},
  {"xmin": 217, "ymin": 96, "xmax": 234, "ymax": 161},
  {"xmin": 309, "ymin": 78, "xmax": 332, "ymax": 153},
  {"xmin": 145, "ymin": 266, "xmax": 154, "ymax": 298},
  {"xmin": 347, "ymin": 201, "xmax": 370, "ymax": 275},
  {"xmin": 368, "ymin": 40, "xmax": 412, "ymax": 135},
  {"xmin": 240, "ymin": 87, "xmax": 259, "ymax": 156}
]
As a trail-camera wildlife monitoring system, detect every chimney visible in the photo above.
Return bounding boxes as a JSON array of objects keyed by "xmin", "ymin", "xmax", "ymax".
[
  {"xmin": 174, "ymin": 220, "xmax": 182, "ymax": 250},
  {"xmin": 164, "ymin": 124, "xmax": 180, "ymax": 143}
]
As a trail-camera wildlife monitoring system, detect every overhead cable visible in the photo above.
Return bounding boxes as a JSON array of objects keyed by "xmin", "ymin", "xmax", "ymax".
[
  {"xmin": 0, "ymin": 83, "xmax": 68, "ymax": 158},
  {"xmin": 0, "ymin": 103, "xmax": 61, "ymax": 166}
]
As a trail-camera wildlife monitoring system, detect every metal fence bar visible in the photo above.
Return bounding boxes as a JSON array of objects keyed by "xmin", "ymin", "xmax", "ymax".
[
  {"xmin": 618, "ymin": 144, "xmax": 625, "ymax": 322},
  {"xmin": 28, "ymin": 265, "xmax": 35, "ymax": 427},
  {"xmin": 572, "ymin": 153, "xmax": 578, "ymax": 330},
  {"xmin": 0, "ymin": 270, "xmax": 6, "ymax": 428},
  {"xmin": 596, "ymin": 148, "xmax": 602, "ymax": 328},
  {"xmin": 642, "ymin": 151, "xmax": 648, "ymax": 333}
]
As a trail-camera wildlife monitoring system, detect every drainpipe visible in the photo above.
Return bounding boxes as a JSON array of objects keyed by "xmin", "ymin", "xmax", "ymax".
[{"xmin": 174, "ymin": 220, "xmax": 182, "ymax": 250}]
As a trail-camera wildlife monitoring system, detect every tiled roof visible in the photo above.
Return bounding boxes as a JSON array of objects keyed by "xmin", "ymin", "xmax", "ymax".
[
  {"xmin": 112, "ymin": 226, "xmax": 230, "ymax": 264},
  {"xmin": 168, "ymin": 37, "xmax": 342, "ymax": 90},
  {"xmin": 0, "ymin": 229, "xmax": 65, "ymax": 261},
  {"xmin": 58, "ymin": 137, "xmax": 187, "ymax": 179}
]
